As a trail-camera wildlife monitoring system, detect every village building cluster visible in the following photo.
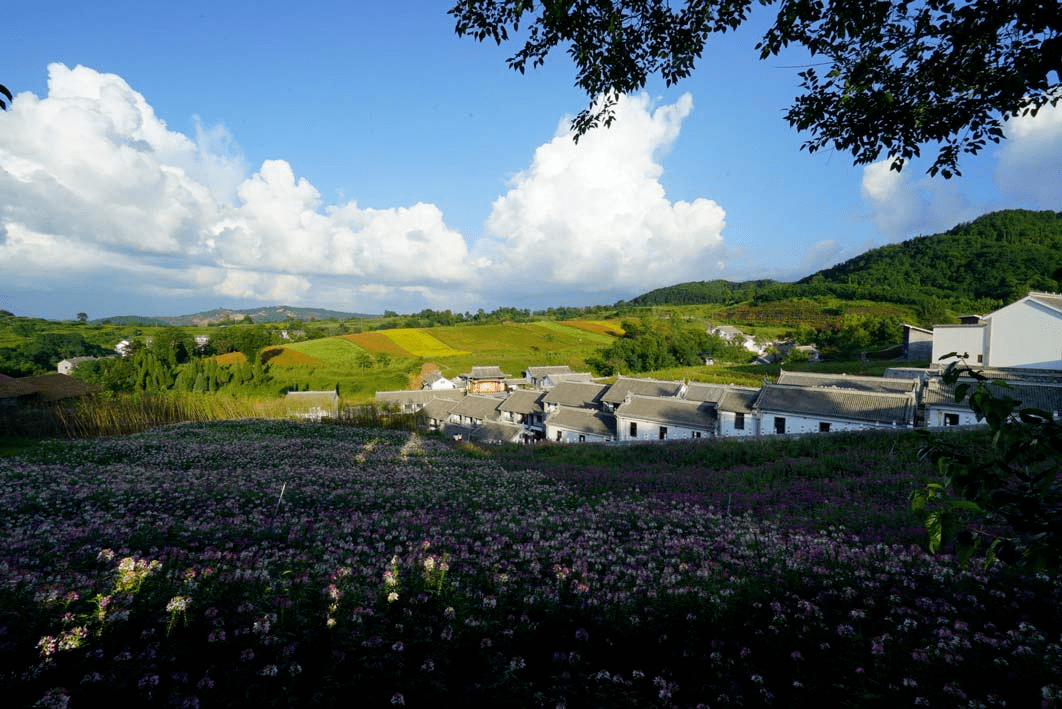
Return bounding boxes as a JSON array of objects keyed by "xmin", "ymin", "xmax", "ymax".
[{"xmin": 375, "ymin": 292, "xmax": 1062, "ymax": 444}]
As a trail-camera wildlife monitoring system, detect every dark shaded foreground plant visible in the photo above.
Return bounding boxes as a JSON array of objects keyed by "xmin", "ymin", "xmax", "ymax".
[{"xmin": 914, "ymin": 358, "xmax": 1062, "ymax": 571}]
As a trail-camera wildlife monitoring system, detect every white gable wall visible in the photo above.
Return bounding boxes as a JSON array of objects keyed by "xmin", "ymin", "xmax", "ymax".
[
  {"xmin": 545, "ymin": 423, "xmax": 612, "ymax": 443},
  {"xmin": 931, "ymin": 325, "xmax": 988, "ymax": 367},
  {"xmin": 717, "ymin": 411, "xmax": 759, "ymax": 437},
  {"xmin": 758, "ymin": 409, "xmax": 908, "ymax": 435},
  {"xmin": 616, "ymin": 415, "xmax": 712, "ymax": 442},
  {"xmin": 984, "ymin": 297, "xmax": 1062, "ymax": 369}
]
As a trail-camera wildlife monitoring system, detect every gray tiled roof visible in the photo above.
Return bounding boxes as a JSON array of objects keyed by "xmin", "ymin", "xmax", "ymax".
[
  {"xmin": 376, "ymin": 389, "xmax": 462, "ymax": 406},
  {"xmin": 542, "ymin": 381, "xmax": 609, "ymax": 408},
  {"xmin": 777, "ymin": 370, "xmax": 918, "ymax": 394},
  {"xmin": 465, "ymin": 366, "xmax": 511, "ymax": 380},
  {"xmin": 525, "ymin": 365, "xmax": 573, "ymax": 378},
  {"xmin": 754, "ymin": 383, "xmax": 915, "ymax": 425},
  {"xmin": 498, "ymin": 389, "xmax": 545, "ymax": 415},
  {"xmin": 716, "ymin": 386, "xmax": 760, "ymax": 413},
  {"xmin": 0, "ymin": 373, "xmax": 37, "ymax": 398},
  {"xmin": 450, "ymin": 395, "xmax": 504, "ymax": 421},
  {"xmin": 924, "ymin": 378, "xmax": 1062, "ymax": 414},
  {"xmin": 544, "ymin": 372, "xmax": 596, "ymax": 385},
  {"xmin": 547, "ymin": 406, "xmax": 616, "ymax": 437},
  {"xmin": 1026, "ymin": 291, "xmax": 1062, "ymax": 314},
  {"xmin": 616, "ymin": 395, "xmax": 716, "ymax": 429},
  {"xmin": 682, "ymin": 382, "xmax": 729, "ymax": 403},
  {"xmin": 601, "ymin": 376, "xmax": 683, "ymax": 405},
  {"xmin": 420, "ymin": 397, "xmax": 459, "ymax": 421},
  {"xmin": 470, "ymin": 421, "xmax": 524, "ymax": 443},
  {"xmin": 15, "ymin": 373, "xmax": 102, "ymax": 402}
]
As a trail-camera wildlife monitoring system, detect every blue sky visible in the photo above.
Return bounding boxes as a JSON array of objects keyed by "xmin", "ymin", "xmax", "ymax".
[{"xmin": 3, "ymin": 1, "xmax": 1060, "ymax": 321}]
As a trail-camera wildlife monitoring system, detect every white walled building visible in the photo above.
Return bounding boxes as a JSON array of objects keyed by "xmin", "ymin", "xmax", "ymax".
[
  {"xmin": 931, "ymin": 292, "xmax": 1062, "ymax": 370},
  {"xmin": 615, "ymin": 395, "xmax": 716, "ymax": 442}
]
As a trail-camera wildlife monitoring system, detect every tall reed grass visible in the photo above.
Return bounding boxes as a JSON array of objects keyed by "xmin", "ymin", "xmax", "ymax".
[{"xmin": 51, "ymin": 392, "xmax": 289, "ymax": 438}]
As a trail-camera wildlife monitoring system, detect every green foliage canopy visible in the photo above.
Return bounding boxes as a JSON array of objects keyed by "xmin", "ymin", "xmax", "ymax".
[{"xmin": 451, "ymin": 1, "xmax": 1062, "ymax": 177}]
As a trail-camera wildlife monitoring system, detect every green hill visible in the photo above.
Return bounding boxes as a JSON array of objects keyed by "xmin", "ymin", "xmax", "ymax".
[{"xmin": 626, "ymin": 209, "xmax": 1062, "ymax": 313}]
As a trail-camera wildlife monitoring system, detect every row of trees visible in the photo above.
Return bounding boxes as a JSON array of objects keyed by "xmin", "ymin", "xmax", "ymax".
[{"xmin": 587, "ymin": 320, "xmax": 752, "ymax": 376}]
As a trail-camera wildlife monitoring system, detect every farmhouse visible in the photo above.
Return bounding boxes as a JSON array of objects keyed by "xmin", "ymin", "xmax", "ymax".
[
  {"xmin": 545, "ymin": 406, "xmax": 616, "ymax": 443},
  {"xmin": 600, "ymin": 375, "xmax": 684, "ymax": 412},
  {"xmin": 57, "ymin": 356, "xmax": 99, "ymax": 375},
  {"xmin": 541, "ymin": 381, "xmax": 609, "ymax": 413},
  {"xmin": 460, "ymin": 366, "xmax": 511, "ymax": 394},
  {"xmin": 419, "ymin": 397, "xmax": 460, "ymax": 431},
  {"xmin": 525, "ymin": 365, "xmax": 574, "ymax": 389},
  {"xmin": 932, "ymin": 291, "xmax": 1062, "ymax": 370},
  {"xmin": 715, "ymin": 386, "xmax": 761, "ymax": 437},
  {"xmin": 421, "ymin": 371, "xmax": 458, "ymax": 390},
  {"xmin": 615, "ymin": 394, "xmax": 716, "ymax": 441},
  {"xmin": 923, "ymin": 377, "xmax": 1062, "ymax": 427},
  {"xmin": 376, "ymin": 389, "xmax": 462, "ymax": 413},
  {"xmin": 753, "ymin": 383, "xmax": 916, "ymax": 434},
  {"xmin": 776, "ymin": 370, "xmax": 920, "ymax": 396},
  {"xmin": 447, "ymin": 394, "xmax": 505, "ymax": 429},
  {"xmin": 497, "ymin": 389, "xmax": 546, "ymax": 438}
]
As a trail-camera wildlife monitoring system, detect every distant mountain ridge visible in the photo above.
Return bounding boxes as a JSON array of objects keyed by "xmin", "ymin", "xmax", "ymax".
[
  {"xmin": 625, "ymin": 209, "xmax": 1062, "ymax": 310},
  {"xmin": 95, "ymin": 305, "xmax": 375, "ymax": 327}
]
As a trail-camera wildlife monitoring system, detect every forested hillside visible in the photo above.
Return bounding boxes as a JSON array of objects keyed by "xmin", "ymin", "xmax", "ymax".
[{"xmin": 626, "ymin": 210, "xmax": 1062, "ymax": 314}]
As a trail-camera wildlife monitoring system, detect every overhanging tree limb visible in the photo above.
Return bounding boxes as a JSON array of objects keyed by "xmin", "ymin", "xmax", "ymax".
[{"xmin": 450, "ymin": 0, "xmax": 1062, "ymax": 176}]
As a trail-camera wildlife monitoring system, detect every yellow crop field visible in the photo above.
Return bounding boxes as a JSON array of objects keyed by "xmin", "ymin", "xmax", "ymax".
[
  {"xmin": 560, "ymin": 320, "xmax": 625, "ymax": 337},
  {"xmin": 339, "ymin": 332, "xmax": 408, "ymax": 355},
  {"xmin": 381, "ymin": 329, "xmax": 470, "ymax": 357}
]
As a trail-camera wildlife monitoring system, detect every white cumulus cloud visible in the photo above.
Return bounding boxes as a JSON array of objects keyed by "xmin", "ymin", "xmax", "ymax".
[
  {"xmin": 860, "ymin": 159, "xmax": 979, "ymax": 241},
  {"xmin": 0, "ymin": 64, "xmax": 476, "ymax": 312},
  {"xmin": 0, "ymin": 66, "xmax": 733, "ymax": 315},
  {"xmin": 994, "ymin": 101, "xmax": 1062, "ymax": 206},
  {"xmin": 479, "ymin": 93, "xmax": 728, "ymax": 298}
]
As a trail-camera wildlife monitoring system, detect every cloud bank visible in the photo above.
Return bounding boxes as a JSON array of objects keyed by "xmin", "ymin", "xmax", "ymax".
[
  {"xmin": 860, "ymin": 102, "xmax": 1062, "ymax": 242},
  {"xmin": 0, "ymin": 64, "xmax": 728, "ymax": 317}
]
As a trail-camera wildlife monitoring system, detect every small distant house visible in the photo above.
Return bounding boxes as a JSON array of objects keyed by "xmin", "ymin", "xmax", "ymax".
[
  {"xmin": 615, "ymin": 395, "xmax": 716, "ymax": 442},
  {"xmin": 525, "ymin": 365, "xmax": 574, "ymax": 389},
  {"xmin": 115, "ymin": 340, "xmax": 134, "ymax": 357},
  {"xmin": 285, "ymin": 390, "xmax": 340, "ymax": 421},
  {"xmin": 421, "ymin": 371, "xmax": 458, "ymax": 390},
  {"xmin": 711, "ymin": 325, "xmax": 765, "ymax": 355},
  {"xmin": 461, "ymin": 366, "xmax": 511, "ymax": 394},
  {"xmin": 544, "ymin": 406, "xmax": 616, "ymax": 443},
  {"xmin": 57, "ymin": 356, "xmax": 98, "ymax": 375}
]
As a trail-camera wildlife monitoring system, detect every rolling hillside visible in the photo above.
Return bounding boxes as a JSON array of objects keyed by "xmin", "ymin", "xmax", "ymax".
[{"xmin": 626, "ymin": 209, "xmax": 1062, "ymax": 312}]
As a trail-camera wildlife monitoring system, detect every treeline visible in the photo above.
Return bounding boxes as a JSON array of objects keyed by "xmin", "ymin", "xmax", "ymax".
[
  {"xmin": 376, "ymin": 304, "xmax": 618, "ymax": 329},
  {"xmin": 586, "ymin": 320, "xmax": 753, "ymax": 376},
  {"xmin": 625, "ymin": 210, "xmax": 1062, "ymax": 315}
]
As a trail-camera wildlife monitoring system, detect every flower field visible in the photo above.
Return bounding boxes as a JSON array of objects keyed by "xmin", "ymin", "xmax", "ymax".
[{"xmin": 1, "ymin": 421, "xmax": 1060, "ymax": 707}]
